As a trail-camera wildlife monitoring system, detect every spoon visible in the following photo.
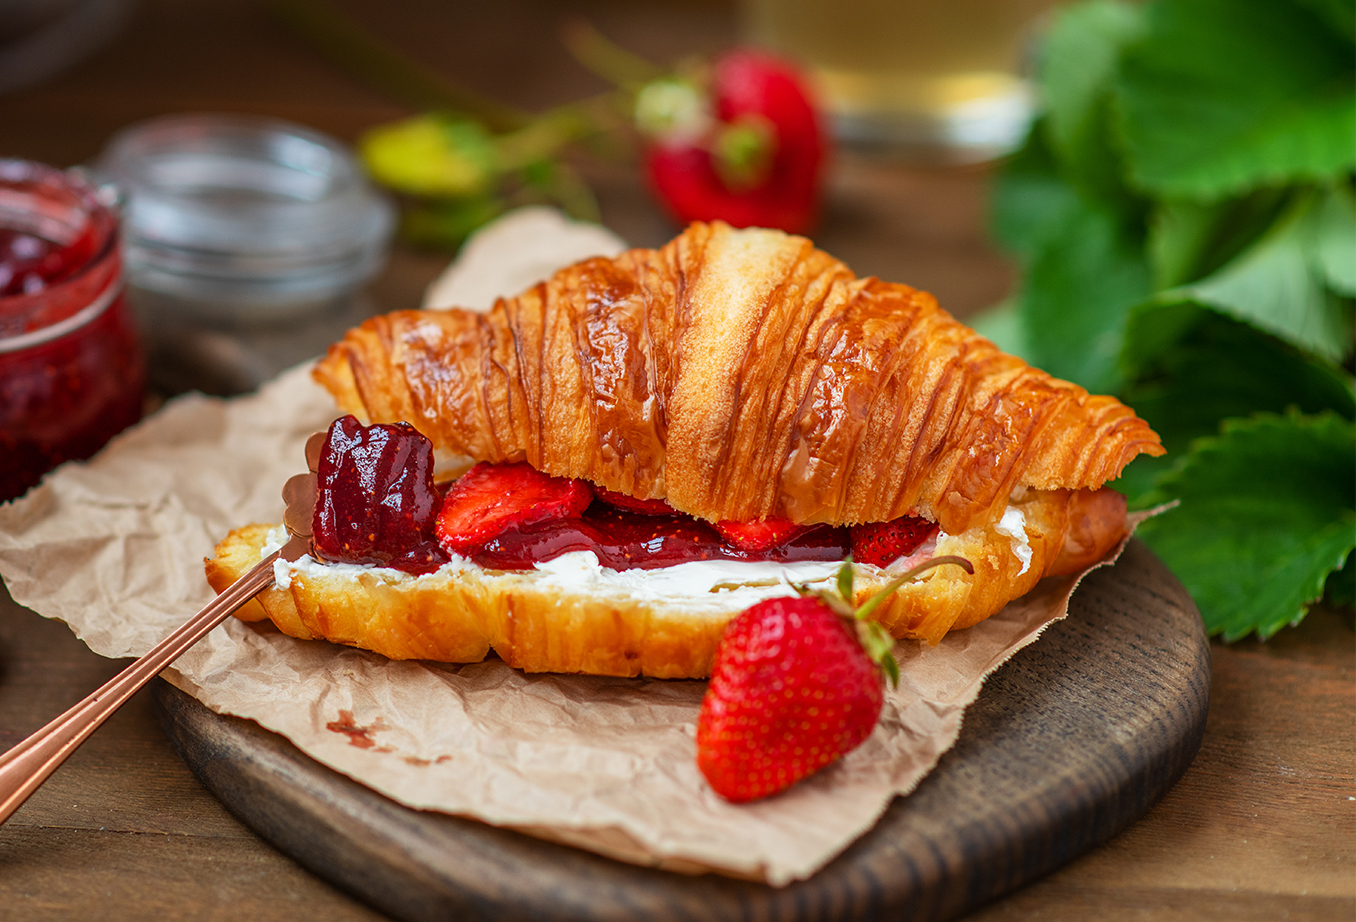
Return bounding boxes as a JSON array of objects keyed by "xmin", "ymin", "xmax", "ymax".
[{"xmin": 0, "ymin": 435, "xmax": 323, "ymax": 827}]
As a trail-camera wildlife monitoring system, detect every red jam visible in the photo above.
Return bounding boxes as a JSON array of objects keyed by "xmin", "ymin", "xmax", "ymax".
[
  {"xmin": 471, "ymin": 503, "xmax": 850, "ymax": 571},
  {"xmin": 310, "ymin": 420, "xmax": 928, "ymax": 574},
  {"xmin": 311, "ymin": 415, "xmax": 449, "ymax": 574},
  {"xmin": 0, "ymin": 161, "xmax": 145, "ymax": 502}
]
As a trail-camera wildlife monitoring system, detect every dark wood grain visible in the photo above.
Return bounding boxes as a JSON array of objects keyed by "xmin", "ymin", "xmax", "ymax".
[{"xmin": 149, "ymin": 540, "xmax": 1209, "ymax": 922}]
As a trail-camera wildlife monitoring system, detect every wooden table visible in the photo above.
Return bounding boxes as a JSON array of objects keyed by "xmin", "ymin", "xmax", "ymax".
[{"xmin": 1, "ymin": 1, "xmax": 1352, "ymax": 919}]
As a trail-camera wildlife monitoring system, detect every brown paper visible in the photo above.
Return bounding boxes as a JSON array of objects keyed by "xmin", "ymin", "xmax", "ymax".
[{"xmin": 0, "ymin": 209, "xmax": 1141, "ymax": 887}]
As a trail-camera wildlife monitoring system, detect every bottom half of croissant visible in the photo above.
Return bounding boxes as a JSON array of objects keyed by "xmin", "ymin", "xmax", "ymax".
[{"xmin": 205, "ymin": 487, "xmax": 1126, "ymax": 679}]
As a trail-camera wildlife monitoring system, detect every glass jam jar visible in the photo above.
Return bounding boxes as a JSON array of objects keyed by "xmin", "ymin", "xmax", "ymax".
[{"xmin": 0, "ymin": 160, "xmax": 145, "ymax": 502}]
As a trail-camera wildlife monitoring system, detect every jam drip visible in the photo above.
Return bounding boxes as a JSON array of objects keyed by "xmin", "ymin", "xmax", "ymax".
[
  {"xmin": 311, "ymin": 416, "xmax": 449, "ymax": 574},
  {"xmin": 471, "ymin": 504, "xmax": 850, "ymax": 572}
]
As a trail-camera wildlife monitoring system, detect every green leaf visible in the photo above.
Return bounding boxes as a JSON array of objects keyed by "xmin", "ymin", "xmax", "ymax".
[
  {"xmin": 836, "ymin": 561, "xmax": 854, "ymax": 606},
  {"xmin": 1146, "ymin": 187, "xmax": 1292, "ymax": 289},
  {"xmin": 1325, "ymin": 551, "xmax": 1355, "ymax": 608},
  {"xmin": 1018, "ymin": 196, "xmax": 1151, "ymax": 393},
  {"xmin": 1040, "ymin": 0, "xmax": 1146, "ymax": 204},
  {"xmin": 1291, "ymin": 0, "xmax": 1356, "ymax": 39},
  {"xmin": 1117, "ymin": 307, "xmax": 1356, "ymax": 502},
  {"xmin": 990, "ymin": 124, "xmax": 1085, "ymax": 265},
  {"xmin": 1137, "ymin": 411, "xmax": 1356, "ymax": 639},
  {"xmin": 1169, "ymin": 189, "xmax": 1355, "ymax": 362},
  {"xmin": 1116, "ymin": 0, "xmax": 1356, "ymax": 200},
  {"xmin": 1309, "ymin": 182, "xmax": 1356, "ymax": 296},
  {"xmin": 1111, "ymin": 309, "xmax": 1356, "ymax": 501},
  {"xmin": 1124, "ymin": 310, "xmax": 1356, "ymax": 453}
]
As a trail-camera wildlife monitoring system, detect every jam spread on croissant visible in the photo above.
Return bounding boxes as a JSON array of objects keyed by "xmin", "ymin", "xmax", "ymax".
[{"xmin": 312, "ymin": 416, "xmax": 934, "ymax": 574}]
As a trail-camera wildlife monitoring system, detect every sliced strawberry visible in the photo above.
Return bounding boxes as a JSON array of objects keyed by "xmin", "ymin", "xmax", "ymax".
[
  {"xmin": 436, "ymin": 461, "xmax": 592, "ymax": 553},
  {"xmin": 590, "ymin": 484, "xmax": 676, "ymax": 516},
  {"xmin": 714, "ymin": 516, "xmax": 807, "ymax": 552},
  {"xmin": 850, "ymin": 515, "xmax": 937, "ymax": 567}
]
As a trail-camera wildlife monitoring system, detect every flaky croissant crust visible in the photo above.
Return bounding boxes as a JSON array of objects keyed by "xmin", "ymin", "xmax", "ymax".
[{"xmin": 315, "ymin": 222, "xmax": 1162, "ymax": 535}]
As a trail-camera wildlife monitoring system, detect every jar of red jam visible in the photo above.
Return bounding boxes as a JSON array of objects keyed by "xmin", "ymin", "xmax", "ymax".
[{"xmin": 0, "ymin": 160, "xmax": 145, "ymax": 502}]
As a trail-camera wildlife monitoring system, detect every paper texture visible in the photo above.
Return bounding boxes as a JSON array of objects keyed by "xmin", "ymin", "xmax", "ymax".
[{"xmin": 0, "ymin": 209, "xmax": 1130, "ymax": 886}]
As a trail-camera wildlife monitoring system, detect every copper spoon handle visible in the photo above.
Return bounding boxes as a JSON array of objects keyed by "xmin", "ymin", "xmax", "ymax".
[{"xmin": 0, "ymin": 542, "xmax": 292, "ymax": 826}]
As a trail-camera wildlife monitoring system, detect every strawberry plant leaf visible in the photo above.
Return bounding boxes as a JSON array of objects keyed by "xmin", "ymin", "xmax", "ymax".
[
  {"xmin": 1116, "ymin": 0, "xmax": 1356, "ymax": 200},
  {"xmin": 1168, "ymin": 189, "xmax": 1355, "ymax": 362},
  {"xmin": 1136, "ymin": 411, "xmax": 1356, "ymax": 639},
  {"xmin": 1040, "ymin": 0, "xmax": 1145, "ymax": 205},
  {"xmin": 990, "ymin": 125, "xmax": 1087, "ymax": 266},
  {"xmin": 836, "ymin": 561, "xmax": 854, "ymax": 605},
  {"xmin": 1310, "ymin": 183, "xmax": 1356, "ymax": 297},
  {"xmin": 1117, "ymin": 308, "xmax": 1356, "ymax": 503},
  {"xmin": 1324, "ymin": 552, "xmax": 1355, "ymax": 608},
  {"xmin": 1291, "ymin": 0, "xmax": 1356, "ymax": 38},
  {"xmin": 1018, "ymin": 196, "xmax": 1150, "ymax": 393},
  {"xmin": 1147, "ymin": 187, "xmax": 1292, "ymax": 290}
]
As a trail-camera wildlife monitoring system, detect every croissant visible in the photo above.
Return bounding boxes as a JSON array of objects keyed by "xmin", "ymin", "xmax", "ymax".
[
  {"xmin": 315, "ymin": 221, "xmax": 1160, "ymax": 537},
  {"xmin": 209, "ymin": 222, "xmax": 1162, "ymax": 675}
]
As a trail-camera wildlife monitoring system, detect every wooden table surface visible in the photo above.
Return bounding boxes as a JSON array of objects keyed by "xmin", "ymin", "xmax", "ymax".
[{"xmin": 0, "ymin": 1, "xmax": 1352, "ymax": 919}]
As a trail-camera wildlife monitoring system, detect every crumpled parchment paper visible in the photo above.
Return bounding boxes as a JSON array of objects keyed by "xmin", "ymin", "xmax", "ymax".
[{"xmin": 0, "ymin": 208, "xmax": 1139, "ymax": 886}]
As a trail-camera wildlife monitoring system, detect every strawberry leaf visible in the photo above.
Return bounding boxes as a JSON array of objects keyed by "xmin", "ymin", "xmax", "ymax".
[
  {"xmin": 1018, "ymin": 195, "xmax": 1151, "ymax": 393},
  {"xmin": 1040, "ymin": 0, "xmax": 1146, "ymax": 206},
  {"xmin": 1116, "ymin": 308, "xmax": 1356, "ymax": 504},
  {"xmin": 836, "ymin": 560, "xmax": 854, "ymax": 605},
  {"xmin": 855, "ymin": 621, "xmax": 900, "ymax": 688},
  {"xmin": 1116, "ymin": 0, "xmax": 1356, "ymax": 200},
  {"xmin": 990, "ymin": 125, "xmax": 1087, "ymax": 267},
  {"xmin": 1136, "ymin": 411, "xmax": 1356, "ymax": 639},
  {"xmin": 1166, "ymin": 188, "xmax": 1355, "ymax": 363}
]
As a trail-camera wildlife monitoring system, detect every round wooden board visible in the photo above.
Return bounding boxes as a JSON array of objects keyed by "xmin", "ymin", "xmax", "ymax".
[{"xmin": 152, "ymin": 539, "xmax": 1209, "ymax": 922}]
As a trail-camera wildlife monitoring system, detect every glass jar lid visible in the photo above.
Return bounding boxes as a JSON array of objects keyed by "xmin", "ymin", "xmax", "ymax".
[{"xmin": 96, "ymin": 113, "xmax": 394, "ymax": 309}]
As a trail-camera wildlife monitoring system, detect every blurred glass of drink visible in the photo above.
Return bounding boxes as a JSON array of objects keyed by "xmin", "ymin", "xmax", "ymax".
[{"xmin": 744, "ymin": 0, "xmax": 1057, "ymax": 161}]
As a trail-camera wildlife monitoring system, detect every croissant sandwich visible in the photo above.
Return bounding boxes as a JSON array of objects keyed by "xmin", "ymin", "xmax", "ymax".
[{"xmin": 207, "ymin": 222, "xmax": 1163, "ymax": 678}]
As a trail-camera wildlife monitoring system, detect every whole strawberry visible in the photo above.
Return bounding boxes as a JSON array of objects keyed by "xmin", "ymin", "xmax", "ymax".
[
  {"xmin": 696, "ymin": 557, "xmax": 972, "ymax": 802},
  {"xmin": 637, "ymin": 50, "xmax": 826, "ymax": 234},
  {"xmin": 697, "ymin": 595, "xmax": 884, "ymax": 802}
]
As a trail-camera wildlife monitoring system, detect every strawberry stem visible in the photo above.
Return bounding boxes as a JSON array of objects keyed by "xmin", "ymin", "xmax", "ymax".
[
  {"xmin": 853, "ymin": 555, "xmax": 974, "ymax": 623},
  {"xmin": 561, "ymin": 19, "xmax": 665, "ymax": 91}
]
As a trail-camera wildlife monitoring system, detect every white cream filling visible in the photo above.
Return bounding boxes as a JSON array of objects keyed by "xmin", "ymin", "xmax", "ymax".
[
  {"xmin": 994, "ymin": 506, "xmax": 1032, "ymax": 575},
  {"xmin": 258, "ymin": 505, "xmax": 1027, "ymax": 599},
  {"xmin": 530, "ymin": 551, "xmax": 841, "ymax": 605}
]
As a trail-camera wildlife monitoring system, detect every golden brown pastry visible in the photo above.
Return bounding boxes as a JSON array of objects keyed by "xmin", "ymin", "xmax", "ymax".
[
  {"xmin": 207, "ymin": 485, "xmax": 1124, "ymax": 677},
  {"xmin": 209, "ymin": 221, "xmax": 1161, "ymax": 678},
  {"xmin": 315, "ymin": 222, "xmax": 1161, "ymax": 537}
]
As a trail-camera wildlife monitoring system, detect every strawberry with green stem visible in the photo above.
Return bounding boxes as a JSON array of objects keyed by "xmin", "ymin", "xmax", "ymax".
[
  {"xmin": 696, "ymin": 555, "xmax": 973, "ymax": 803},
  {"xmin": 286, "ymin": 3, "xmax": 830, "ymax": 246}
]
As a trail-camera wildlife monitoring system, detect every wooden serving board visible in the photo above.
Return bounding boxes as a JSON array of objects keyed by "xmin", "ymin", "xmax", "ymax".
[{"xmin": 152, "ymin": 539, "xmax": 1209, "ymax": 922}]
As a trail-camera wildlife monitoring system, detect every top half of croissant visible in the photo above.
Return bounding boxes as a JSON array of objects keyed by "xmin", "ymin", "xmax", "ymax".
[{"xmin": 314, "ymin": 221, "xmax": 1163, "ymax": 535}]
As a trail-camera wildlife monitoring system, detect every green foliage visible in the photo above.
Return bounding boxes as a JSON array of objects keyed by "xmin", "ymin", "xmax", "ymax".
[
  {"xmin": 1116, "ymin": 0, "xmax": 1356, "ymax": 199},
  {"xmin": 994, "ymin": 0, "xmax": 1356, "ymax": 638},
  {"xmin": 1170, "ymin": 188, "xmax": 1355, "ymax": 362},
  {"xmin": 1020, "ymin": 198, "xmax": 1150, "ymax": 394},
  {"xmin": 1136, "ymin": 412, "xmax": 1355, "ymax": 640}
]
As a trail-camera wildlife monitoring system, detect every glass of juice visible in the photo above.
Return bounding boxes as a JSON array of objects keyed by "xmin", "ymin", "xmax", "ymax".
[
  {"xmin": 0, "ymin": 160, "xmax": 145, "ymax": 502},
  {"xmin": 744, "ymin": 0, "xmax": 1057, "ymax": 160}
]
